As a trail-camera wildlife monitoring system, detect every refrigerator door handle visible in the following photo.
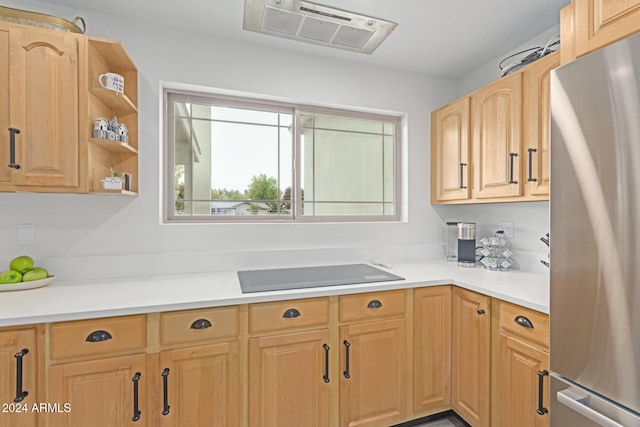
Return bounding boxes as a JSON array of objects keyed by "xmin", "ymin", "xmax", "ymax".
[{"xmin": 557, "ymin": 389, "xmax": 625, "ymax": 427}]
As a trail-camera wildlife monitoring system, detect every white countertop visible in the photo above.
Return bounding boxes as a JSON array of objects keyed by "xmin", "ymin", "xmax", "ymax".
[{"xmin": 0, "ymin": 260, "xmax": 549, "ymax": 327}]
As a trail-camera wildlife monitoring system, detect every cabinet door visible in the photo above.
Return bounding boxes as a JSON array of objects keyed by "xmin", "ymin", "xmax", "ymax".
[
  {"xmin": 340, "ymin": 318, "xmax": 406, "ymax": 427},
  {"xmin": 159, "ymin": 341, "xmax": 239, "ymax": 427},
  {"xmin": 8, "ymin": 26, "xmax": 80, "ymax": 188},
  {"xmin": 451, "ymin": 287, "xmax": 491, "ymax": 427},
  {"xmin": 574, "ymin": 0, "xmax": 640, "ymax": 57},
  {"xmin": 431, "ymin": 97, "xmax": 470, "ymax": 203},
  {"xmin": 249, "ymin": 329, "xmax": 330, "ymax": 427},
  {"xmin": 49, "ymin": 354, "xmax": 146, "ymax": 427},
  {"xmin": 0, "ymin": 28, "xmax": 10, "ymax": 185},
  {"xmin": 523, "ymin": 52, "xmax": 560, "ymax": 198},
  {"xmin": 0, "ymin": 328, "xmax": 37, "ymax": 427},
  {"xmin": 499, "ymin": 335, "xmax": 550, "ymax": 427},
  {"xmin": 471, "ymin": 73, "xmax": 523, "ymax": 200},
  {"xmin": 413, "ymin": 286, "xmax": 451, "ymax": 414}
]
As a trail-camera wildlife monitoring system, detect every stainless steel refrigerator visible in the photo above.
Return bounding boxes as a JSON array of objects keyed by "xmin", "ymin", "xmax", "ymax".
[{"xmin": 550, "ymin": 31, "xmax": 640, "ymax": 426}]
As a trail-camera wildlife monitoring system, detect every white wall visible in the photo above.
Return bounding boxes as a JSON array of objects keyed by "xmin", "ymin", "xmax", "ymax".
[{"xmin": 0, "ymin": 1, "xmax": 457, "ymax": 279}]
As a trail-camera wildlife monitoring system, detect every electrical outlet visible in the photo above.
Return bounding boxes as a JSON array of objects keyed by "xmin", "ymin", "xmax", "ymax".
[
  {"xmin": 17, "ymin": 224, "xmax": 34, "ymax": 245},
  {"xmin": 498, "ymin": 221, "xmax": 514, "ymax": 239}
]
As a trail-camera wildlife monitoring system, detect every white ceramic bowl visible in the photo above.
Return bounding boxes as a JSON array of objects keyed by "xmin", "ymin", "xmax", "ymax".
[{"xmin": 0, "ymin": 275, "xmax": 55, "ymax": 292}]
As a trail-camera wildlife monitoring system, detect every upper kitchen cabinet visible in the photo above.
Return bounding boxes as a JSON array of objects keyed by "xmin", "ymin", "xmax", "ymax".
[
  {"xmin": 0, "ymin": 23, "xmax": 83, "ymax": 192},
  {"xmin": 471, "ymin": 72, "xmax": 523, "ymax": 200},
  {"xmin": 0, "ymin": 21, "xmax": 138, "ymax": 195},
  {"xmin": 521, "ymin": 51, "xmax": 560, "ymax": 198},
  {"xmin": 85, "ymin": 36, "xmax": 138, "ymax": 195},
  {"xmin": 573, "ymin": 0, "xmax": 640, "ymax": 58},
  {"xmin": 431, "ymin": 97, "xmax": 471, "ymax": 203}
]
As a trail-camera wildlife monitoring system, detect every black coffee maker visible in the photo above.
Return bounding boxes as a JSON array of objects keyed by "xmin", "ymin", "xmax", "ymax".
[{"xmin": 457, "ymin": 222, "xmax": 477, "ymax": 267}]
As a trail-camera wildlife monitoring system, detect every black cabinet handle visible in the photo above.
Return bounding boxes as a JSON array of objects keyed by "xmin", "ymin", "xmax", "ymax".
[
  {"xmin": 509, "ymin": 153, "xmax": 518, "ymax": 184},
  {"xmin": 537, "ymin": 370, "xmax": 549, "ymax": 415},
  {"xmin": 132, "ymin": 372, "xmax": 141, "ymax": 422},
  {"xmin": 8, "ymin": 127, "xmax": 20, "ymax": 169},
  {"xmin": 343, "ymin": 340, "xmax": 351, "ymax": 379},
  {"xmin": 162, "ymin": 368, "xmax": 170, "ymax": 416},
  {"xmin": 282, "ymin": 308, "xmax": 301, "ymax": 319},
  {"xmin": 459, "ymin": 163, "xmax": 467, "ymax": 189},
  {"xmin": 323, "ymin": 344, "xmax": 330, "ymax": 383},
  {"xmin": 190, "ymin": 319, "xmax": 212, "ymax": 329},
  {"xmin": 477, "ymin": 309, "xmax": 485, "ymax": 315},
  {"xmin": 515, "ymin": 315, "xmax": 534, "ymax": 329},
  {"xmin": 13, "ymin": 349, "xmax": 28, "ymax": 403},
  {"xmin": 527, "ymin": 148, "xmax": 537, "ymax": 182},
  {"xmin": 85, "ymin": 330, "xmax": 113, "ymax": 342},
  {"xmin": 367, "ymin": 299, "xmax": 382, "ymax": 309}
]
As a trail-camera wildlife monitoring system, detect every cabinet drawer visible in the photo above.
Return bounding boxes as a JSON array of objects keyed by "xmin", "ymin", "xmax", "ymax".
[
  {"xmin": 339, "ymin": 290, "xmax": 406, "ymax": 323},
  {"xmin": 50, "ymin": 314, "xmax": 146, "ymax": 360},
  {"xmin": 160, "ymin": 306, "xmax": 239, "ymax": 346},
  {"xmin": 249, "ymin": 297, "xmax": 329, "ymax": 335},
  {"xmin": 499, "ymin": 301, "xmax": 549, "ymax": 349}
]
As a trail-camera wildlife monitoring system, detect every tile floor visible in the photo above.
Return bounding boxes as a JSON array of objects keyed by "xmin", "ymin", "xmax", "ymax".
[{"xmin": 413, "ymin": 414, "xmax": 468, "ymax": 427}]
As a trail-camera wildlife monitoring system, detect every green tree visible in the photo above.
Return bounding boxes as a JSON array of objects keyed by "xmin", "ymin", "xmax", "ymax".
[
  {"xmin": 246, "ymin": 174, "xmax": 279, "ymax": 211},
  {"xmin": 174, "ymin": 164, "xmax": 185, "ymax": 212},
  {"xmin": 211, "ymin": 188, "xmax": 244, "ymax": 200}
]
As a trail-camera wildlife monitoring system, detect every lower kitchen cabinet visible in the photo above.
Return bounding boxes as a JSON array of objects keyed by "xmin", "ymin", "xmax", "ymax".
[
  {"xmin": 497, "ymin": 301, "xmax": 550, "ymax": 427},
  {"xmin": 159, "ymin": 341, "xmax": 240, "ymax": 427},
  {"xmin": 451, "ymin": 287, "xmax": 491, "ymax": 427},
  {"xmin": 248, "ymin": 329, "xmax": 330, "ymax": 427},
  {"xmin": 0, "ymin": 326, "xmax": 40, "ymax": 427},
  {"xmin": 339, "ymin": 318, "xmax": 407, "ymax": 427},
  {"xmin": 413, "ymin": 286, "xmax": 452, "ymax": 415},
  {"xmin": 48, "ymin": 353, "xmax": 147, "ymax": 427}
]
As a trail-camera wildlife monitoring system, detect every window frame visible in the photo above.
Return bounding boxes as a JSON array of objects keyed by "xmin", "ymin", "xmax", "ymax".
[{"xmin": 163, "ymin": 88, "xmax": 402, "ymax": 223}]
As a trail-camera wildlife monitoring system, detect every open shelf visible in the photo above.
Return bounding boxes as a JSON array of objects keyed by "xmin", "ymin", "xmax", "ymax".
[{"xmin": 89, "ymin": 138, "xmax": 138, "ymax": 155}]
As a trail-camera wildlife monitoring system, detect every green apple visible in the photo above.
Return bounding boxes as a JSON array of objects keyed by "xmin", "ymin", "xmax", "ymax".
[
  {"xmin": 23, "ymin": 269, "xmax": 47, "ymax": 282},
  {"xmin": 0, "ymin": 270, "xmax": 22, "ymax": 284},
  {"xmin": 9, "ymin": 255, "xmax": 34, "ymax": 274}
]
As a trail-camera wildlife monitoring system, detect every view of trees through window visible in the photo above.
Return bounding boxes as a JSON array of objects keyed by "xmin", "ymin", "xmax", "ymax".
[{"xmin": 166, "ymin": 91, "xmax": 399, "ymax": 222}]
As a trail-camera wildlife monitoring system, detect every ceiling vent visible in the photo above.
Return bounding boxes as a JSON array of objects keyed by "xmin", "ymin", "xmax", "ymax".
[{"xmin": 243, "ymin": 0, "xmax": 398, "ymax": 54}]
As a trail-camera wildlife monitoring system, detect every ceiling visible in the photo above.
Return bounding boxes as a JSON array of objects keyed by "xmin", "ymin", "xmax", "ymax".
[{"xmin": 36, "ymin": 0, "xmax": 570, "ymax": 78}]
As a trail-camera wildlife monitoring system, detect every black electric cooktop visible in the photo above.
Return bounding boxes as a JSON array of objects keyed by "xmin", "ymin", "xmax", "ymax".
[{"xmin": 237, "ymin": 263, "xmax": 404, "ymax": 293}]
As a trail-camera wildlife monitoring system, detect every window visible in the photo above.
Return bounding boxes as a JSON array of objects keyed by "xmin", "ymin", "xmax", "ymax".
[{"xmin": 164, "ymin": 89, "xmax": 400, "ymax": 222}]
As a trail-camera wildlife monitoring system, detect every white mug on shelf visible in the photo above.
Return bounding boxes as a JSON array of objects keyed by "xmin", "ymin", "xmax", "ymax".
[{"xmin": 98, "ymin": 72, "xmax": 124, "ymax": 93}]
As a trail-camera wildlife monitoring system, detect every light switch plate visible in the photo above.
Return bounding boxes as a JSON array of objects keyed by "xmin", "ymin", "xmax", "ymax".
[
  {"xmin": 498, "ymin": 221, "xmax": 514, "ymax": 238},
  {"xmin": 17, "ymin": 223, "xmax": 34, "ymax": 245}
]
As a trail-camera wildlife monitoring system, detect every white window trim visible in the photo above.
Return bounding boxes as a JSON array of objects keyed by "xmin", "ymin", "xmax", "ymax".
[{"xmin": 162, "ymin": 86, "xmax": 403, "ymax": 223}]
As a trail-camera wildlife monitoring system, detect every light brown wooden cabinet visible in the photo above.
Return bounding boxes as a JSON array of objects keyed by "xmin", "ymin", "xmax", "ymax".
[
  {"xmin": 522, "ymin": 51, "xmax": 560, "ymax": 198},
  {"xmin": 0, "ymin": 23, "xmax": 83, "ymax": 192},
  {"xmin": 339, "ymin": 290, "xmax": 407, "ymax": 427},
  {"xmin": 573, "ymin": 0, "xmax": 640, "ymax": 58},
  {"xmin": 48, "ymin": 353, "xmax": 147, "ymax": 427},
  {"xmin": 451, "ymin": 287, "xmax": 491, "ymax": 427},
  {"xmin": 413, "ymin": 286, "xmax": 452, "ymax": 415},
  {"xmin": 248, "ymin": 298, "xmax": 331, "ymax": 427},
  {"xmin": 0, "ymin": 325, "xmax": 41, "ymax": 427},
  {"xmin": 431, "ymin": 98, "xmax": 471, "ymax": 203},
  {"xmin": 497, "ymin": 302, "xmax": 550, "ymax": 427},
  {"xmin": 471, "ymin": 72, "xmax": 523, "ymax": 201},
  {"xmin": 0, "ymin": 21, "xmax": 138, "ymax": 195},
  {"xmin": 431, "ymin": 53, "xmax": 558, "ymax": 204}
]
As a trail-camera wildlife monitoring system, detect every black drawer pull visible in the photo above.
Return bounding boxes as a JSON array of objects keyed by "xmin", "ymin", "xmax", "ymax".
[
  {"xmin": 8, "ymin": 127, "xmax": 20, "ymax": 169},
  {"xmin": 14, "ymin": 349, "xmax": 29, "ymax": 403},
  {"xmin": 515, "ymin": 315, "xmax": 534, "ymax": 329},
  {"xmin": 343, "ymin": 340, "xmax": 351, "ymax": 379},
  {"xmin": 509, "ymin": 152, "xmax": 518, "ymax": 184},
  {"xmin": 367, "ymin": 300, "xmax": 382, "ymax": 309},
  {"xmin": 190, "ymin": 319, "xmax": 212, "ymax": 329},
  {"xmin": 132, "ymin": 372, "xmax": 141, "ymax": 422},
  {"xmin": 527, "ymin": 148, "xmax": 537, "ymax": 182},
  {"xmin": 477, "ymin": 309, "xmax": 485, "ymax": 315},
  {"xmin": 282, "ymin": 308, "xmax": 301, "ymax": 318},
  {"xmin": 85, "ymin": 330, "xmax": 113, "ymax": 342},
  {"xmin": 323, "ymin": 344, "xmax": 330, "ymax": 383},
  {"xmin": 537, "ymin": 370, "xmax": 549, "ymax": 415},
  {"xmin": 162, "ymin": 368, "xmax": 170, "ymax": 416},
  {"xmin": 459, "ymin": 162, "xmax": 467, "ymax": 189}
]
